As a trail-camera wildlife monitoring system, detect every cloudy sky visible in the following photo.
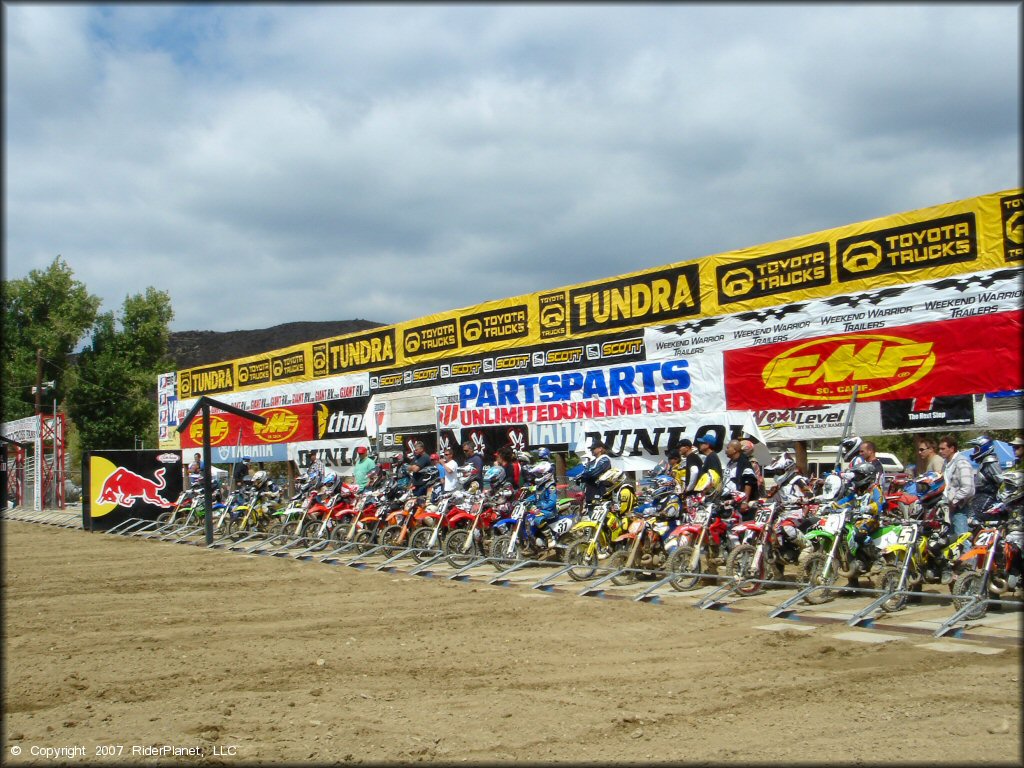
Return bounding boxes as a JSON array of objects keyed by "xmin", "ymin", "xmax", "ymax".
[{"xmin": 5, "ymin": 3, "xmax": 1019, "ymax": 334}]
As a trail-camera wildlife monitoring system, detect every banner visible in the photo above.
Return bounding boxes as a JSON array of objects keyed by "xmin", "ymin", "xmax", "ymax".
[
  {"xmin": 572, "ymin": 412, "xmax": 764, "ymax": 465},
  {"xmin": 724, "ymin": 310, "xmax": 1022, "ymax": 409},
  {"xmin": 289, "ymin": 439, "xmax": 370, "ymax": 471},
  {"xmin": 432, "ymin": 357, "xmax": 725, "ymax": 430},
  {"xmin": 84, "ymin": 450, "xmax": 184, "ymax": 531},
  {"xmin": 165, "ymin": 189, "xmax": 1021, "ymax": 400},
  {"xmin": 179, "ymin": 404, "xmax": 315, "ymax": 450},
  {"xmin": 753, "ymin": 404, "xmax": 852, "ymax": 442}
]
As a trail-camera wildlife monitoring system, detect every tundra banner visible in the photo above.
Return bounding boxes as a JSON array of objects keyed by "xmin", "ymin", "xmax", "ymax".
[
  {"xmin": 166, "ymin": 189, "xmax": 1019, "ymax": 400},
  {"xmin": 84, "ymin": 450, "xmax": 184, "ymax": 531}
]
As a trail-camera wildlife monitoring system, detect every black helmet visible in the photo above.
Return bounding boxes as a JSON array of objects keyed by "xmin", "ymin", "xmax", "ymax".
[
  {"xmin": 850, "ymin": 462, "xmax": 879, "ymax": 493},
  {"xmin": 418, "ymin": 465, "xmax": 440, "ymax": 484}
]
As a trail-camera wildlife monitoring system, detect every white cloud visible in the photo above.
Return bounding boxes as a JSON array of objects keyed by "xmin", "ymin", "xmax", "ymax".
[{"xmin": 4, "ymin": 4, "xmax": 1019, "ymax": 333}]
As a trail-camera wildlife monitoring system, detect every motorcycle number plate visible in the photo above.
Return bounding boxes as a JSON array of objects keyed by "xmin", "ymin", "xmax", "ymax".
[
  {"xmin": 755, "ymin": 508, "xmax": 772, "ymax": 524},
  {"xmin": 629, "ymin": 520, "xmax": 645, "ymax": 534},
  {"xmin": 551, "ymin": 518, "xmax": 573, "ymax": 536},
  {"xmin": 823, "ymin": 514, "xmax": 844, "ymax": 534},
  {"xmin": 693, "ymin": 509, "xmax": 710, "ymax": 524},
  {"xmin": 511, "ymin": 506, "xmax": 525, "ymax": 521}
]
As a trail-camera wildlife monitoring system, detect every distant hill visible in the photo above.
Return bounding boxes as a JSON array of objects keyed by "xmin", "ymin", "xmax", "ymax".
[{"xmin": 167, "ymin": 319, "xmax": 384, "ymax": 370}]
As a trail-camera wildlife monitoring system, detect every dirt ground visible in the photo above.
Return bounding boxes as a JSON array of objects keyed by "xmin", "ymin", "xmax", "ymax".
[{"xmin": 2, "ymin": 519, "xmax": 1021, "ymax": 766}]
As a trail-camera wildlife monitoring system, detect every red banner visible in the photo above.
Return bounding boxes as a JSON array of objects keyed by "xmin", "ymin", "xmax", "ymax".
[
  {"xmin": 724, "ymin": 311, "xmax": 1023, "ymax": 409},
  {"xmin": 179, "ymin": 404, "xmax": 314, "ymax": 449}
]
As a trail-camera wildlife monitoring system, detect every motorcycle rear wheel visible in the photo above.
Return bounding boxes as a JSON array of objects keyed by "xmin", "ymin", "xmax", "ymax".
[
  {"xmin": 801, "ymin": 553, "xmax": 838, "ymax": 604},
  {"xmin": 352, "ymin": 528, "xmax": 378, "ymax": 554},
  {"xmin": 667, "ymin": 545, "xmax": 704, "ymax": 592},
  {"xmin": 725, "ymin": 543, "xmax": 766, "ymax": 596},
  {"xmin": 951, "ymin": 570, "xmax": 988, "ymax": 620}
]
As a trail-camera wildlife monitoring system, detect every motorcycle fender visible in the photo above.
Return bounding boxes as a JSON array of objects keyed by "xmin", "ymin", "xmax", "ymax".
[
  {"xmin": 958, "ymin": 546, "xmax": 989, "ymax": 562},
  {"xmin": 571, "ymin": 520, "xmax": 600, "ymax": 535},
  {"xmin": 804, "ymin": 529, "xmax": 834, "ymax": 544}
]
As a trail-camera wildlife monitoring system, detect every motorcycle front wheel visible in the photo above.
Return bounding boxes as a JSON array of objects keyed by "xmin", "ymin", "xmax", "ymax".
[
  {"xmin": 951, "ymin": 570, "xmax": 988, "ymax": 620},
  {"xmin": 667, "ymin": 545, "xmax": 704, "ymax": 592},
  {"xmin": 379, "ymin": 524, "xmax": 406, "ymax": 557},
  {"xmin": 408, "ymin": 525, "xmax": 441, "ymax": 563},
  {"xmin": 801, "ymin": 553, "xmax": 838, "ymax": 604},
  {"xmin": 443, "ymin": 529, "xmax": 480, "ymax": 569},
  {"xmin": 876, "ymin": 565, "xmax": 917, "ymax": 613},
  {"xmin": 725, "ymin": 543, "xmax": 767, "ymax": 596},
  {"xmin": 607, "ymin": 550, "xmax": 637, "ymax": 586},
  {"xmin": 563, "ymin": 536, "xmax": 600, "ymax": 582},
  {"xmin": 489, "ymin": 534, "xmax": 520, "ymax": 572}
]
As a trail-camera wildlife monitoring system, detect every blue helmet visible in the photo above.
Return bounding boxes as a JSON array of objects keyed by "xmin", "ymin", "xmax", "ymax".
[
  {"xmin": 968, "ymin": 435, "xmax": 995, "ymax": 461},
  {"xmin": 535, "ymin": 447, "xmax": 552, "ymax": 461}
]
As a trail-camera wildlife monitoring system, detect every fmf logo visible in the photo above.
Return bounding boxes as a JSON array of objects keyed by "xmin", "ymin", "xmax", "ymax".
[
  {"xmin": 437, "ymin": 403, "xmax": 461, "ymax": 427},
  {"xmin": 188, "ymin": 416, "xmax": 229, "ymax": 445},
  {"xmin": 762, "ymin": 334, "xmax": 936, "ymax": 401},
  {"xmin": 601, "ymin": 339, "xmax": 644, "ymax": 358},
  {"xmin": 253, "ymin": 408, "xmax": 300, "ymax": 443}
]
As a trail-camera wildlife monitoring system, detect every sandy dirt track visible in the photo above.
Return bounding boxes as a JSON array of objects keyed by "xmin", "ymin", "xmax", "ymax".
[{"xmin": 2, "ymin": 519, "xmax": 1022, "ymax": 766}]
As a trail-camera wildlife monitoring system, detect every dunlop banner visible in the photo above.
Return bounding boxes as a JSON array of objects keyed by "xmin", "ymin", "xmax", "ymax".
[
  {"xmin": 167, "ymin": 188, "xmax": 1019, "ymax": 402},
  {"xmin": 723, "ymin": 311, "xmax": 1023, "ymax": 410}
]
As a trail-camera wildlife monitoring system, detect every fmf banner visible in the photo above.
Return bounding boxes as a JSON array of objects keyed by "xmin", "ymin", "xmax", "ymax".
[
  {"xmin": 84, "ymin": 450, "xmax": 184, "ymax": 531},
  {"xmin": 179, "ymin": 404, "xmax": 315, "ymax": 449},
  {"xmin": 724, "ymin": 310, "xmax": 1022, "ymax": 409},
  {"xmin": 432, "ymin": 358, "xmax": 725, "ymax": 430},
  {"xmin": 572, "ymin": 413, "xmax": 764, "ymax": 463},
  {"xmin": 168, "ymin": 189, "xmax": 1020, "ymax": 399}
]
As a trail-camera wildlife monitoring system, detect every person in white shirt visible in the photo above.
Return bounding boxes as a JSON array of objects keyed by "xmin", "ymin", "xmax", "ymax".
[{"xmin": 435, "ymin": 448, "xmax": 462, "ymax": 493}]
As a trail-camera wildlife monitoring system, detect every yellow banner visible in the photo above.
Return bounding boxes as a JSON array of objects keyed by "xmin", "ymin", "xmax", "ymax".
[{"xmin": 174, "ymin": 188, "xmax": 1021, "ymax": 399}]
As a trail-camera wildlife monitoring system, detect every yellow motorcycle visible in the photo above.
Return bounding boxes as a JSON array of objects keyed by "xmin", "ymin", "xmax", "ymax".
[{"xmin": 562, "ymin": 468, "xmax": 636, "ymax": 581}]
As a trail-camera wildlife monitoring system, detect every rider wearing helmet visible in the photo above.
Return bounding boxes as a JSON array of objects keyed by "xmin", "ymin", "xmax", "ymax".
[
  {"xmin": 483, "ymin": 463, "xmax": 507, "ymax": 490},
  {"xmin": 839, "ymin": 436, "xmax": 864, "ymax": 468},
  {"xmin": 968, "ymin": 435, "xmax": 1004, "ymax": 516},
  {"xmin": 847, "ymin": 462, "xmax": 884, "ymax": 557},
  {"xmin": 577, "ymin": 441, "xmax": 613, "ymax": 504},
  {"xmin": 527, "ymin": 462, "xmax": 560, "ymax": 550}
]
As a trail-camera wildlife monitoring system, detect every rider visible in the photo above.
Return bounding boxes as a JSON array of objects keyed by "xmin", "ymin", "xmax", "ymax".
[
  {"xmin": 527, "ymin": 462, "xmax": 560, "ymax": 552},
  {"xmin": 845, "ymin": 463, "xmax": 885, "ymax": 562},
  {"xmin": 762, "ymin": 452, "xmax": 812, "ymax": 553},
  {"xmin": 577, "ymin": 440, "xmax": 613, "ymax": 505},
  {"xmin": 305, "ymin": 452, "xmax": 326, "ymax": 488},
  {"xmin": 967, "ymin": 435, "xmax": 1004, "ymax": 517},
  {"xmin": 693, "ymin": 434, "xmax": 723, "ymax": 495}
]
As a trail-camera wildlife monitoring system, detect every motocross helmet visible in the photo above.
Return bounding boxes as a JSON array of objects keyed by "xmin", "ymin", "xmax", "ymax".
[
  {"xmin": 913, "ymin": 471, "xmax": 946, "ymax": 507},
  {"xmin": 322, "ymin": 471, "xmax": 337, "ymax": 487},
  {"xmin": 968, "ymin": 435, "xmax": 995, "ymax": 462},
  {"xmin": 997, "ymin": 470, "xmax": 1023, "ymax": 505},
  {"xmin": 597, "ymin": 467, "xmax": 625, "ymax": 488},
  {"xmin": 535, "ymin": 447, "xmax": 552, "ymax": 461},
  {"xmin": 529, "ymin": 461, "xmax": 554, "ymax": 489},
  {"xmin": 692, "ymin": 468, "xmax": 721, "ymax": 495},
  {"xmin": 850, "ymin": 462, "xmax": 879, "ymax": 494},
  {"xmin": 763, "ymin": 452, "xmax": 795, "ymax": 478},
  {"xmin": 484, "ymin": 465, "xmax": 506, "ymax": 488},
  {"xmin": 250, "ymin": 470, "xmax": 268, "ymax": 489},
  {"xmin": 839, "ymin": 436, "xmax": 863, "ymax": 464},
  {"xmin": 417, "ymin": 466, "xmax": 440, "ymax": 484}
]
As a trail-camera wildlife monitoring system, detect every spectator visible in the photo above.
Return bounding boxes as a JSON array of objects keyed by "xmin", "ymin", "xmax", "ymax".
[
  {"xmin": 351, "ymin": 446, "xmax": 377, "ymax": 491},
  {"xmin": 187, "ymin": 452, "xmax": 202, "ymax": 486},
  {"xmin": 407, "ymin": 441, "xmax": 433, "ymax": 496},
  {"xmin": 435, "ymin": 448, "xmax": 462, "ymax": 492},
  {"xmin": 1012, "ymin": 437, "xmax": 1024, "ymax": 470},
  {"xmin": 496, "ymin": 446, "xmax": 526, "ymax": 489},
  {"xmin": 858, "ymin": 441, "xmax": 887, "ymax": 490},
  {"xmin": 740, "ymin": 439, "xmax": 765, "ymax": 498},
  {"xmin": 577, "ymin": 441, "xmax": 612, "ymax": 504},
  {"xmin": 694, "ymin": 434, "xmax": 723, "ymax": 494},
  {"xmin": 677, "ymin": 439, "xmax": 703, "ymax": 496},
  {"xmin": 462, "ymin": 441, "xmax": 484, "ymax": 489},
  {"xmin": 724, "ymin": 439, "xmax": 758, "ymax": 503},
  {"xmin": 938, "ymin": 434, "xmax": 975, "ymax": 537},
  {"xmin": 233, "ymin": 456, "xmax": 251, "ymax": 486},
  {"xmin": 916, "ymin": 437, "xmax": 944, "ymax": 475},
  {"xmin": 306, "ymin": 452, "xmax": 326, "ymax": 487}
]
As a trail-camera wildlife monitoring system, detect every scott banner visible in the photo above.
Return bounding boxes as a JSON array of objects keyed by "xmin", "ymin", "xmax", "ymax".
[{"xmin": 724, "ymin": 310, "xmax": 1022, "ymax": 410}]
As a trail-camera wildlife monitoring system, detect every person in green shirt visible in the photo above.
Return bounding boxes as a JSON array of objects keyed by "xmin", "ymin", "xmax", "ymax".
[{"xmin": 352, "ymin": 446, "xmax": 377, "ymax": 490}]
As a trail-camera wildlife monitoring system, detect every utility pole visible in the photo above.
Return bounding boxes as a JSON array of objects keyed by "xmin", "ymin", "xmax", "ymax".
[{"xmin": 35, "ymin": 348, "xmax": 43, "ymax": 414}]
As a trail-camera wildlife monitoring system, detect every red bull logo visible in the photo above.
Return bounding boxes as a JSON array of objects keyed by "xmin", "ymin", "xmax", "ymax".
[{"xmin": 95, "ymin": 467, "xmax": 174, "ymax": 508}]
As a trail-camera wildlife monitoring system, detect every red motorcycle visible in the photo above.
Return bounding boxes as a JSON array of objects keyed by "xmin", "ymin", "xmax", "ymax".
[
  {"xmin": 725, "ymin": 500, "xmax": 810, "ymax": 595},
  {"xmin": 665, "ymin": 492, "xmax": 743, "ymax": 591},
  {"xmin": 302, "ymin": 482, "xmax": 360, "ymax": 541},
  {"xmin": 443, "ymin": 489, "xmax": 511, "ymax": 567}
]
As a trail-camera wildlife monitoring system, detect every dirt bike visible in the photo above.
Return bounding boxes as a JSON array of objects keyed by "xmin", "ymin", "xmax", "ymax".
[
  {"xmin": 489, "ymin": 489, "xmax": 576, "ymax": 571},
  {"xmin": 665, "ymin": 494, "xmax": 741, "ymax": 592},
  {"xmin": 407, "ymin": 491, "xmax": 475, "ymax": 563},
  {"xmin": 562, "ymin": 499, "xmax": 631, "ymax": 581},
  {"xmin": 442, "ymin": 490, "xmax": 507, "ymax": 568},
  {"xmin": 225, "ymin": 489, "xmax": 278, "ymax": 536},
  {"xmin": 378, "ymin": 491, "xmax": 435, "ymax": 556},
  {"xmin": 333, "ymin": 487, "xmax": 384, "ymax": 544},
  {"xmin": 799, "ymin": 499, "xmax": 899, "ymax": 605},
  {"xmin": 951, "ymin": 511, "xmax": 1023, "ymax": 620},
  {"xmin": 724, "ymin": 500, "xmax": 809, "ymax": 596},
  {"xmin": 602, "ymin": 506, "xmax": 675, "ymax": 585}
]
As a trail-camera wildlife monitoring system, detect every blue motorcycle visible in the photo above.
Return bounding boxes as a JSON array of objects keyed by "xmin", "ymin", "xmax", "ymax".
[{"xmin": 489, "ymin": 486, "xmax": 578, "ymax": 570}]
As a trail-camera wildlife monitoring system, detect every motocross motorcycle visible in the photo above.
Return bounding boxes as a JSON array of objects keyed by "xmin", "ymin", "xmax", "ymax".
[
  {"xmin": 407, "ymin": 490, "xmax": 477, "ymax": 563},
  {"xmin": 665, "ymin": 492, "xmax": 742, "ymax": 592},
  {"xmin": 951, "ymin": 506, "xmax": 1023, "ymax": 620},
  {"xmin": 443, "ymin": 489, "xmax": 509, "ymax": 568},
  {"xmin": 489, "ymin": 488, "xmax": 577, "ymax": 571},
  {"xmin": 725, "ymin": 499, "xmax": 810, "ymax": 596},
  {"xmin": 799, "ymin": 496, "xmax": 901, "ymax": 605},
  {"xmin": 562, "ymin": 499, "xmax": 631, "ymax": 581},
  {"xmin": 601, "ymin": 505, "xmax": 677, "ymax": 585}
]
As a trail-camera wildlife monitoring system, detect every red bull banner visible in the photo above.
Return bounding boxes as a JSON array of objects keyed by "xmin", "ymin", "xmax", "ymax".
[
  {"xmin": 724, "ymin": 310, "xmax": 1023, "ymax": 410},
  {"xmin": 84, "ymin": 450, "xmax": 184, "ymax": 531},
  {"xmin": 179, "ymin": 404, "xmax": 314, "ymax": 450}
]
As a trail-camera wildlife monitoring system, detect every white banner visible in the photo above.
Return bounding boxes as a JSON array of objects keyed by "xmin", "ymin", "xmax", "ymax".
[
  {"xmin": 288, "ymin": 439, "xmax": 371, "ymax": 471},
  {"xmin": 432, "ymin": 358, "xmax": 726, "ymax": 430},
  {"xmin": 572, "ymin": 412, "xmax": 765, "ymax": 466},
  {"xmin": 645, "ymin": 266, "xmax": 1022, "ymax": 361},
  {"xmin": 363, "ymin": 396, "xmax": 390, "ymax": 439},
  {"xmin": 753, "ymin": 404, "xmax": 852, "ymax": 443}
]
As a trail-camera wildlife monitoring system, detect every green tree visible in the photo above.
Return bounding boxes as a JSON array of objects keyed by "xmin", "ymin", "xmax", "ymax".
[
  {"xmin": 1, "ymin": 256, "xmax": 100, "ymax": 422},
  {"xmin": 66, "ymin": 288, "xmax": 174, "ymax": 451}
]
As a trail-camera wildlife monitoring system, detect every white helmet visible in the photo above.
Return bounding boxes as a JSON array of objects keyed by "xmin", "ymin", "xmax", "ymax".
[
  {"xmin": 251, "ymin": 470, "xmax": 269, "ymax": 489},
  {"xmin": 839, "ymin": 436, "xmax": 862, "ymax": 463}
]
